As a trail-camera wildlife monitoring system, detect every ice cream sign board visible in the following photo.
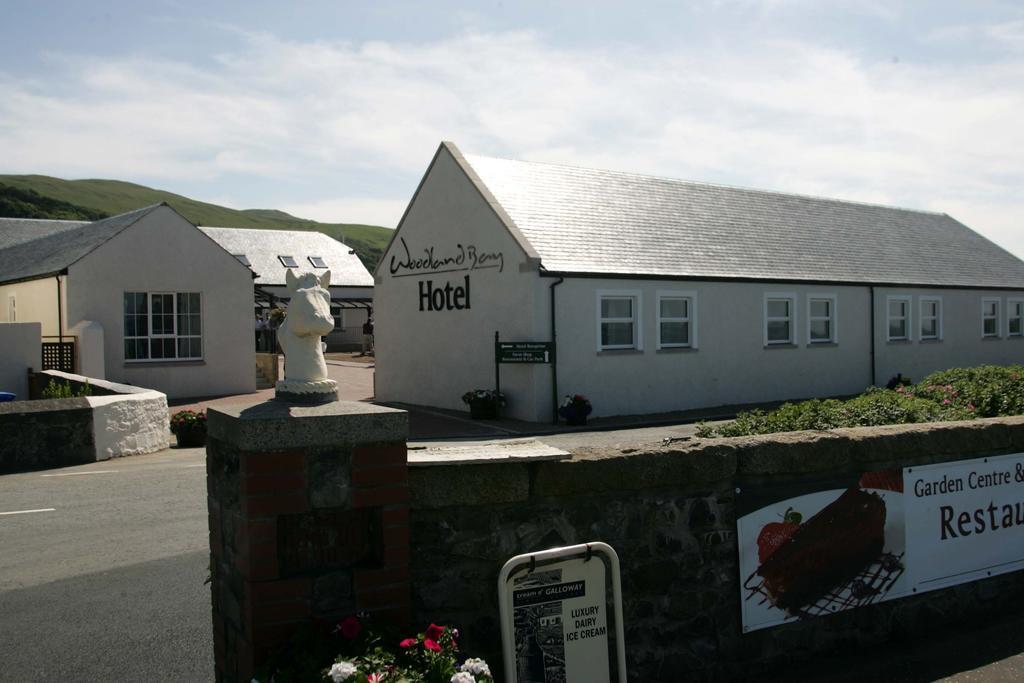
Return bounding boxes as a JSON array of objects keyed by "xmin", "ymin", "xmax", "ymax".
[
  {"xmin": 498, "ymin": 543, "xmax": 627, "ymax": 683},
  {"xmin": 737, "ymin": 453, "xmax": 1024, "ymax": 632}
]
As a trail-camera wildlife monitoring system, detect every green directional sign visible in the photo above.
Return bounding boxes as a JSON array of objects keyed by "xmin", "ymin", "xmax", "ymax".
[{"xmin": 496, "ymin": 341, "xmax": 554, "ymax": 364}]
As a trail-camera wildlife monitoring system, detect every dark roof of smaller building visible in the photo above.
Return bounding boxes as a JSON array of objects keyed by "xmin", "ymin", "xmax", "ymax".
[
  {"xmin": 0, "ymin": 205, "xmax": 162, "ymax": 284},
  {"xmin": 458, "ymin": 148, "xmax": 1024, "ymax": 289},
  {"xmin": 0, "ymin": 217, "xmax": 89, "ymax": 251}
]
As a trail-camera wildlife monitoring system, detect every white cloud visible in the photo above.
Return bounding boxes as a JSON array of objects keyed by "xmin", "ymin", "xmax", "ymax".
[
  {"xmin": 0, "ymin": 25, "xmax": 1021, "ymax": 257},
  {"xmin": 280, "ymin": 197, "xmax": 406, "ymax": 228}
]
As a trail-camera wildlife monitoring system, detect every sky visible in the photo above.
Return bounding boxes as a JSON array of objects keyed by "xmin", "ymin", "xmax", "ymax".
[{"xmin": 1, "ymin": 0, "xmax": 1022, "ymax": 258}]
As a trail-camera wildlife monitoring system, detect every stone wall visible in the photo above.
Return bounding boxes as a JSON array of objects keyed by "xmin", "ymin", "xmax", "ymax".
[
  {"xmin": 206, "ymin": 401, "xmax": 410, "ymax": 682},
  {"xmin": 408, "ymin": 417, "xmax": 1024, "ymax": 681},
  {"xmin": 1, "ymin": 370, "xmax": 168, "ymax": 473}
]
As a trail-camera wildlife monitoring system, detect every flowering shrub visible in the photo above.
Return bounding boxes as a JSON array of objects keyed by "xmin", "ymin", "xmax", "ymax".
[
  {"xmin": 326, "ymin": 621, "xmax": 493, "ymax": 683},
  {"xmin": 694, "ymin": 364, "xmax": 1024, "ymax": 438},
  {"xmin": 252, "ymin": 614, "xmax": 493, "ymax": 683},
  {"xmin": 169, "ymin": 409, "xmax": 207, "ymax": 435},
  {"xmin": 558, "ymin": 394, "xmax": 593, "ymax": 422},
  {"xmin": 461, "ymin": 390, "xmax": 506, "ymax": 408}
]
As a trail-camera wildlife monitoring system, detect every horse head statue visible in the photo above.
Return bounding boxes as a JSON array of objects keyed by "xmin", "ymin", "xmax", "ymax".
[{"xmin": 275, "ymin": 269, "xmax": 338, "ymax": 402}]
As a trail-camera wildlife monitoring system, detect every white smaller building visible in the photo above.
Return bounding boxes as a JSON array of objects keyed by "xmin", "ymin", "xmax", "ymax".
[
  {"xmin": 200, "ymin": 227, "xmax": 374, "ymax": 350},
  {"xmin": 0, "ymin": 204, "xmax": 255, "ymax": 398}
]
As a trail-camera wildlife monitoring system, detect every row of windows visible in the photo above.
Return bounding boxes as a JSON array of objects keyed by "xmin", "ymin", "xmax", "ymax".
[
  {"xmin": 886, "ymin": 296, "xmax": 1024, "ymax": 342},
  {"xmin": 124, "ymin": 291, "xmax": 203, "ymax": 362},
  {"xmin": 596, "ymin": 291, "xmax": 1024, "ymax": 352}
]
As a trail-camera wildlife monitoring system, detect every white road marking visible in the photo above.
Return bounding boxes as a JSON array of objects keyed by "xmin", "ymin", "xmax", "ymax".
[
  {"xmin": 0, "ymin": 508, "xmax": 56, "ymax": 516},
  {"xmin": 40, "ymin": 470, "xmax": 119, "ymax": 477}
]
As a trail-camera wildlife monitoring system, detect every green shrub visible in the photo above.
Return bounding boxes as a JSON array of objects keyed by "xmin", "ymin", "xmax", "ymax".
[
  {"xmin": 696, "ymin": 364, "xmax": 1023, "ymax": 438},
  {"xmin": 914, "ymin": 364, "xmax": 1024, "ymax": 418},
  {"xmin": 41, "ymin": 379, "xmax": 92, "ymax": 399}
]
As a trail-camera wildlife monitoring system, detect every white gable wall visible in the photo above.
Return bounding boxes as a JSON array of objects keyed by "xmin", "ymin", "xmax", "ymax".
[
  {"xmin": 66, "ymin": 206, "xmax": 256, "ymax": 398},
  {"xmin": 374, "ymin": 146, "xmax": 545, "ymax": 420}
]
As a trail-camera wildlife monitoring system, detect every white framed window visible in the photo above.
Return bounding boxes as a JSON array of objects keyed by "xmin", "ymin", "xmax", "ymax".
[
  {"xmin": 309, "ymin": 256, "xmax": 328, "ymax": 269},
  {"xmin": 278, "ymin": 255, "xmax": 298, "ymax": 268},
  {"xmin": 807, "ymin": 294, "xmax": 837, "ymax": 344},
  {"xmin": 886, "ymin": 296, "xmax": 911, "ymax": 341},
  {"xmin": 764, "ymin": 293, "xmax": 796, "ymax": 346},
  {"xmin": 597, "ymin": 290, "xmax": 641, "ymax": 351},
  {"xmin": 1009, "ymin": 298, "xmax": 1024, "ymax": 337},
  {"xmin": 124, "ymin": 291, "xmax": 203, "ymax": 362},
  {"xmin": 919, "ymin": 296, "xmax": 943, "ymax": 341},
  {"xmin": 331, "ymin": 306, "xmax": 345, "ymax": 331},
  {"xmin": 656, "ymin": 291, "xmax": 697, "ymax": 349},
  {"xmin": 233, "ymin": 254, "xmax": 251, "ymax": 267},
  {"xmin": 982, "ymin": 297, "xmax": 1001, "ymax": 338}
]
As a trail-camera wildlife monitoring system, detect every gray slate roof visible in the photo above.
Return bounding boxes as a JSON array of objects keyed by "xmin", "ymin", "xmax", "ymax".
[
  {"xmin": 0, "ymin": 217, "xmax": 88, "ymax": 250},
  {"xmin": 461, "ymin": 152, "xmax": 1024, "ymax": 289},
  {"xmin": 200, "ymin": 227, "xmax": 373, "ymax": 288},
  {"xmin": 0, "ymin": 205, "xmax": 161, "ymax": 285}
]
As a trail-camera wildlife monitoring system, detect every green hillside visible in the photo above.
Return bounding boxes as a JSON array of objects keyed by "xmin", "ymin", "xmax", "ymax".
[{"xmin": 0, "ymin": 175, "xmax": 394, "ymax": 271}]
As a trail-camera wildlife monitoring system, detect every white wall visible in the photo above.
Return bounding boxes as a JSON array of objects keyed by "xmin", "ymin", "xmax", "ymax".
[
  {"xmin": 0, "ymin": 277, "xmax": 65, "ymax": 336},
  {"xmin": 374, "ymin": 145, "xmax": 542, "ymax": 419},
  {"xmin": 69, "ymin": 320, "xmax": 105, "ymax": 379},
  {"xmin": 874, "ymin": 288, "xmax": 1024, "ymax": 384},
  {"xmin": 551, "ymin": 279, "xmax": 872, "ymax": 418},
  {"xmin": 0, "ymin": 322, "xmax": 41, "ymax": 399},
  {"xmin": 66, "ymin": 206, "xmax": 256, "ymax": 399}
]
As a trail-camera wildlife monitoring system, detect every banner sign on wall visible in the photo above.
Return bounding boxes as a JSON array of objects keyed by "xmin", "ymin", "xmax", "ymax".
[
  {"xmin": 498, "ymin": 543, "xmax": 627, "ymax": 683},
  {"xmin": 737, "ymin": 453, "xmax": 1024, "ymax": 632}
]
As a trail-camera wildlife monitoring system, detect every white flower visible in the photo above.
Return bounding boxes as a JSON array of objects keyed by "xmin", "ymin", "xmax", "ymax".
[
  {"xmin": 460, "ymin": 658, "xmax": 492, "ymax": 677},
  {"xmin": 328, "ymin": 661, "xmax": 358, "ymax": 683},
  {"xmin": 450, "ymin": 673, "xmax": 476, "ymax": 683}
]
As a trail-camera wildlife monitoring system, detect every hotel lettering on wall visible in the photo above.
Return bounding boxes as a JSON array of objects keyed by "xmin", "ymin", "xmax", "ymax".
[{"xmin": 388, "ymin": 237, "xmax": 504, "ymax": 312}]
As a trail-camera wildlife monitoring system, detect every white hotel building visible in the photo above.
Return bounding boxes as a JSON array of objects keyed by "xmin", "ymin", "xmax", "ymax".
[{"xmin": 374, "ymin": 142, "xmax": 1024, "ymax": 422}]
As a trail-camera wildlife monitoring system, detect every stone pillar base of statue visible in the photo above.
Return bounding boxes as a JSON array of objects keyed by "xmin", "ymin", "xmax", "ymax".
[{"xmin": 275, "ymin": 378, "xmax": 338, "ymax": 403}]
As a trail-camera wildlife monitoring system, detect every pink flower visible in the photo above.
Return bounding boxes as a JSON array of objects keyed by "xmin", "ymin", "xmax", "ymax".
[
  {"xmin": 367, "ymin": 674, "xmax": 386, "ymax": 683},
  {"xmin": 943, "ymin": 399, "xmax": 952, "ymax": 405},
  {"xmin": 423, "ymin": 638, "xmax": 441, "ymax": 652},
  {"xmin": 399, "ymin": 638, "xmax": 418, "ymax": 649},
  {"xmin": 339, "ymin": 616, "xmax": 362, "ymax": 640}
]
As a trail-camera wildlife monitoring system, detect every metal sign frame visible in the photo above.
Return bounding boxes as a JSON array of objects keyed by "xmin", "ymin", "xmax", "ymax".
[{"xmin": 497, "ymin": 542, "xmax": 627, "ymax": 683}]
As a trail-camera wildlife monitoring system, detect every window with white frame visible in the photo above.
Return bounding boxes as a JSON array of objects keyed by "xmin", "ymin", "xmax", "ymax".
[
  {"xmin": 982, "ymin": 298, "xmax": 1001, "ymax": 337},
  {"xmin": 124, "ymin": 292, "xmax": 202, "ymax": 361},
  {"xmin": 887, "ymin": 296, "xmax": 911, "ymax": 341},
  {"xmin": 764, "ymin": 294, "xmax": 796, "ymax": 345},
  {"xmin": 1009, "ymin": 299, "xmax": 1024, "ymax": 337},
  {"xmin": 597, "ymin": 291, "xmax": 640, "ymax": 350},
  {"xmin": 920, "ymin": 297, "xmax": 942, "ymax": 341},
  {"xmin": 656, "ymin": 291, "xmax": 696, "ymax": 349},
  {"xmin": 807, "ymin": 295, "xmax": 836, "ymax": 344}
]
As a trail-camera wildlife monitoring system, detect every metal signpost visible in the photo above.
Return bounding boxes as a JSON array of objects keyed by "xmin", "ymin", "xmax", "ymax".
[
  {"xmin": 498, "ymin": 542, "xmax": 627, "ymax": 683},
  {"xmin": 493, "ymin": 332, "xmax": 557, "ymax": 420}
]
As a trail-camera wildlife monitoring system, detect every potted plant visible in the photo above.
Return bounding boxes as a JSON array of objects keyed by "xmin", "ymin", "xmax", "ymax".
[
  {"xmin": 170, "ymin": 409, "xmax": 208, "ymax": 447},
  {"xmin": 461, "ymin": 389, "xmax": 506, "ymax": 420},
  {"xmin": 558, "ymin": 394, "xmax": 593, "ymax": 426}
]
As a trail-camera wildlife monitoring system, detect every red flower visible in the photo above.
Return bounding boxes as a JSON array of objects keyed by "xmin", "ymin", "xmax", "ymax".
[
  {"xmin": 399, "ymin": 638, "xmax": 418, "ymax": 649},
  {"xmin": 423, "ymin": 638, "xmax": 441, "ymax": 652},
  {"xmin": 424, "ymin": 623, "xmax": 445, "ymax": 642},
  {"xmin": 339, "ymin": 616, "xmax": 362, "ymax": 640}
]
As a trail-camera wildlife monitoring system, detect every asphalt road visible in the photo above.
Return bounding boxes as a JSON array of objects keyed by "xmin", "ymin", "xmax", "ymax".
[{"xmin": 0, "ymin": 448, "xmax": 212, "ymax": 682}]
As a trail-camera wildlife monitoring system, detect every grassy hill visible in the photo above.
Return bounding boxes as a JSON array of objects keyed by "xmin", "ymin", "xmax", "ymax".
[{"xmin": 0, "ymin": 175, "xmax": 394, "ymax": 271}]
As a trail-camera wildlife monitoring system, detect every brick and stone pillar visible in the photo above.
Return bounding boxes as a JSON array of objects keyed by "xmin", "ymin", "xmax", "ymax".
[{"xmin": 205, "ymin": 400, "xmax": 409, "ymax": 682}]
